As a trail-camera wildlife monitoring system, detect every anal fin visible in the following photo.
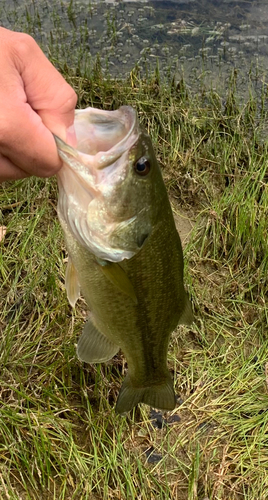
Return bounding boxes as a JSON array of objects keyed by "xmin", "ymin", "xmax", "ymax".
[{"xmin": 77, "ymin": 318, "xmax": 119, "ymax": 363}]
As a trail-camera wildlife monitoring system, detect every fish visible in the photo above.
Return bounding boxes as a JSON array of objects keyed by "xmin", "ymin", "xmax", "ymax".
[{"xmin": 54, "ymin": 105, "xmax": 193, "ymax": 414}]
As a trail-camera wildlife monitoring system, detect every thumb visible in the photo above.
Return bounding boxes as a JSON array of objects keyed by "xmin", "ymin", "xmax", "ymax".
[{"xmin": 12, "ymin": 30, "xmax": 77, "ymax": 140}]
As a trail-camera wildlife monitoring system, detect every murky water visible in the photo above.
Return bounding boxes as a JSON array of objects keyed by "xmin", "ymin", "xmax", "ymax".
[{"xmin": 1, "ymin": 0, "xmax": 268, "ymax": 96}]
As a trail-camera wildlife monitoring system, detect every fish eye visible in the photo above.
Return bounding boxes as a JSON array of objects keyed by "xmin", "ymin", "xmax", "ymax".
[{"xmin": 134, "ymin": 157, "xmax": 151, "ymax": 176}]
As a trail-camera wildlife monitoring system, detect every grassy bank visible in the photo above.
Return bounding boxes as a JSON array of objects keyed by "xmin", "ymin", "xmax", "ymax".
[{"xmin": 1, "ymin": 68, "xmax": 268, "ymax": 499}]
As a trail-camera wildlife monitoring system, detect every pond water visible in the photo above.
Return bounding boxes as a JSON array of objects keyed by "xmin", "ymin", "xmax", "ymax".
[{"xmin": 1, "ymin": 0, "xmax": 268, "ymax": 97}]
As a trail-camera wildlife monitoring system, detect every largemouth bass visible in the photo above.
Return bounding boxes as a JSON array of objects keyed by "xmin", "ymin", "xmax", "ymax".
[{"xmin": 55, "ymin": 105, "xmax": 193, "ymax": 414}]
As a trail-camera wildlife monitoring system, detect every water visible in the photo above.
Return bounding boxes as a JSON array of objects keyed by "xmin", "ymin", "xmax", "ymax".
[{"xmin": 1, "ymin": 0, "xmax": 268, "ymax": 97}]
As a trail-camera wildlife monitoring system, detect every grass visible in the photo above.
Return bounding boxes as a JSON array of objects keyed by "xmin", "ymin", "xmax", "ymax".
[{"xmin": 1, "ymin": 18, "xmax": 268, "ymax": 500}]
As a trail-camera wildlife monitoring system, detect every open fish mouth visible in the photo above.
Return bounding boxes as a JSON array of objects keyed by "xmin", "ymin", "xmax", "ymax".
[
  {"xmin": 73, "ymin": 106, "xmax": 138, "ymax": 160},
  {"xmin": 54, "ymin": 106, "xmax": 139, "ymax": 175}
]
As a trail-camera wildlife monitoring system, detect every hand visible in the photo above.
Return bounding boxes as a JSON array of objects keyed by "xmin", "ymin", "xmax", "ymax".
[{"xmin": 0, "ymin": 27, "xmax": 77, "ymax": 182}]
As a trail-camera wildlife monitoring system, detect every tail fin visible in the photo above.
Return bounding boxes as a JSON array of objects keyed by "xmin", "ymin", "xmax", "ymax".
[{"xmin": 115, "ymin": 374, "xmax": 176, "ymax": 414}]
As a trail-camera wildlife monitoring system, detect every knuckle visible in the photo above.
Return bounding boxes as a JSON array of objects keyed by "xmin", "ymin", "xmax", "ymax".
[
  {"xmin": 68, "ymin": 89, "xmax": 78, "ymax": 108},
  {"xmin": 58, "ymin": 85, "xmax": 77, "ymax": 113},
  {"xmin": 14, "ymin": 33, "xmax": 37, "ymax": 59}
]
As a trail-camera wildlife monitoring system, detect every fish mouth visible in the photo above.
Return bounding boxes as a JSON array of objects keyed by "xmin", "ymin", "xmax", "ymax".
[
  {"xmin": 82, "ymin": 106, "xmax": 139, "ymax": 171},
  {"xmin": 54, "ymin": 106, "xmax": 140, "ymax": 187},
  {"xmin": 56, "ymin": 106, "xmax": 139, "ymax": 170}
]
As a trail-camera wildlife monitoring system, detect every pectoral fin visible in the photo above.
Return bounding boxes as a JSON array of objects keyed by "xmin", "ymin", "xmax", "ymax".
[
  {"xmin": 77, "ymin": 318, "xmax": 119, "ymax": 363},
  {"xmin": 65, "ymin": 257, "xmax": 80, "ymax": 307},
  {"xmin": 96, "ymin": 258, "xmax": 137, "ymax": 304}
]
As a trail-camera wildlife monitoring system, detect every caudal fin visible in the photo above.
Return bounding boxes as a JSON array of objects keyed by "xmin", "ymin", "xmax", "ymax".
[{"xmin": 115, "ymin": 374, "xmax": 176, "ymax": 414}]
